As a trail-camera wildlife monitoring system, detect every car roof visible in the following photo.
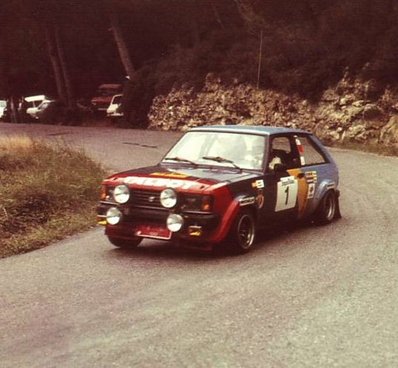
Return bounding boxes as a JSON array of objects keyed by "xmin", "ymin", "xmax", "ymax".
[
  {"xmin": 98, "ymin": 84, "xmax": 122, "ymax": 89},
  {"xmin": 190, "ymin": 124, "xmax": 310, "ymax": 136},
  {"xmin": 25, "ymin": 95, "xmax": 47, "ymax": 102}
]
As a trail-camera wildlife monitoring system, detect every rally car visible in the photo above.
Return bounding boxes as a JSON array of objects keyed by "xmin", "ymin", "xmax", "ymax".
[{"xmin": 97, "ymin": 125, "xmax": 341, "ymax": 253}]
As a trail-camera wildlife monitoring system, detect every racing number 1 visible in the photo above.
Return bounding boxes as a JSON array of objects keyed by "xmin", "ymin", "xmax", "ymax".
[
  {"xmin": 275, "ymin": 176, "xmax": 298, "ymax": 212},
  {"xmin": 284, "ymin": 186, "xmax": 289, "ymax": 205}
]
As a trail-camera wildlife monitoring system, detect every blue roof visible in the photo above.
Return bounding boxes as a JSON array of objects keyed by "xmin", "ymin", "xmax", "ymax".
[{"xmin": 190, "ymin": 124, "xmax": 310, "ymax": 136}]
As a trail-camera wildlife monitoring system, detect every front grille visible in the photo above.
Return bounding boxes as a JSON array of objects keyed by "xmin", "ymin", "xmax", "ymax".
[
  {"xmin": 131, "ymin": 189, "xmax": 162, "ymax": 209},
  {"xmin": 130, "ymin": 190, "xmax": 209, "ymax": 212}
]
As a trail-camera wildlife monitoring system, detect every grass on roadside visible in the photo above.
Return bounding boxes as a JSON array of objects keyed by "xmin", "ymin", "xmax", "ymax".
[{"xmin": 0, "ymin": 136, "xmax": 106, "ymax": 258}]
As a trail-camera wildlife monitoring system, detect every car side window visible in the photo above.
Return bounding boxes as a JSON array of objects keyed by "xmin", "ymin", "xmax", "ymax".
[
  {"xmin": 297, "ymin": 136, "xmax": 327, "ymax": 166},
  {"xmin": 268, "ymin": 136, "xmax": 300, "ymax": 170}
]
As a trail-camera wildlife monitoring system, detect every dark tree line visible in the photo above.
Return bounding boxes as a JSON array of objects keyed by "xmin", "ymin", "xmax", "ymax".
[{"xmin": 1, "ymin": 0, "xmax": 398, "ymax": 124}]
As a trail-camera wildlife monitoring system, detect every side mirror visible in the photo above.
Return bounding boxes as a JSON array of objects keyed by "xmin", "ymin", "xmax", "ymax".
[{"xmin": 273, "ymin": 163, "xmax": 287, "ymax": 173}]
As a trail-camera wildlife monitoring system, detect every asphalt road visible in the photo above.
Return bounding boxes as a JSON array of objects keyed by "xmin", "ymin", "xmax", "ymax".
[{"xmin": 1, "ymin": 123, "xmax": 397, "ymax": 368}]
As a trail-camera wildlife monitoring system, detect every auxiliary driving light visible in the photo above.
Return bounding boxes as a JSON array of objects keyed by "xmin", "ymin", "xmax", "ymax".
[
  {"xmin": 160, "ymin": 188, "xmax": 177, "ymax": 208},
  {"xmin": 113, "ymin": 184, "xmax": 130, "ymax": 204},
  {"xmin": 106, "ymin": 207, "xmax": 122, "ymax": 225},
  {"xmin": 167, "ymin": 214, "xmax": 184, "ymax": 232}
]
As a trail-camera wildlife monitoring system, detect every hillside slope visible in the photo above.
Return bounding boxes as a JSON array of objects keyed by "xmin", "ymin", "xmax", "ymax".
[{"xmin": 148, "ymin": 72, "xmax": 398, "ymax": 150}]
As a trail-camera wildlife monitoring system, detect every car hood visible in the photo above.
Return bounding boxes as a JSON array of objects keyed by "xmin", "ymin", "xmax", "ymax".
[
  {"xmin": 105, "ymin": 165, "xmax": 260, "ymax": 192},
  {"xmin": 91, "ymin": 96, "xmax": 112, "ymax": 103}
]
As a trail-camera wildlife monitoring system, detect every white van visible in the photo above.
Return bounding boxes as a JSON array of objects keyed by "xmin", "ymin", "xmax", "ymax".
[
  {"xmin": 0, "ymin": 100, "xmax": 6, "ymax": 119},
  {"xmin": 106, "ymin": 94, "xmax": 123, "ymax": 119},
  {"xmin": 24, "ymin": 95, "xmax": 51, "ymax": 119}
]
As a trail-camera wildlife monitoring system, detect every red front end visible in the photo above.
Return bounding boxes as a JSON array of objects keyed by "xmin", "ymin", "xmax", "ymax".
[{"xmin": 97, "ymin": 172, "xmax": 240, "ymax": 250}]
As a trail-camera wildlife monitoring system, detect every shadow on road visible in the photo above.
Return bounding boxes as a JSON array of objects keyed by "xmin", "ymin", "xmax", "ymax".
[{"xmin": 103, "ymin": 220, "xmax": 324, "ymax": 262}]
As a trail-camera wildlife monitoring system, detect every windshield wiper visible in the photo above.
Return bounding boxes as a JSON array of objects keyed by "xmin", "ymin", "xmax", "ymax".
[
  {"xmin": 164, "ymin": 156, "xmax": 198, "ymax": 166},
  {"xmin": 202, "ymin": 156, "xmax": 242, "ymax": 170}
]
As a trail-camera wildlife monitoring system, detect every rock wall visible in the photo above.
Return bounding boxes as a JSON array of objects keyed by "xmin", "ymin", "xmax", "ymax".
[{"xmin": 148, "ymin": 73, "xmax": 398, "ymax": 147}]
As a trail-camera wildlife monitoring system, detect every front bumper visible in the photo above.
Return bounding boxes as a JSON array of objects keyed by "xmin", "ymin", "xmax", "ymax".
[{"xmin": 97, "ymin": 202, "xmax": 220, "ymax": 243}]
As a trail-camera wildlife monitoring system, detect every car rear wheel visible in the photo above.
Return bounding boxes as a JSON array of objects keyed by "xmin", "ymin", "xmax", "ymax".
[
  {"xmin": 314, "ymin": 190, "xmax": 337, "ymax": 225},
  {"xmin": 228, "ymin": 210, "xmax": 256, "ymax": 254},
  {"xmin": 107, "ymin": 236, "xmax": 142, "ymax": 249}
]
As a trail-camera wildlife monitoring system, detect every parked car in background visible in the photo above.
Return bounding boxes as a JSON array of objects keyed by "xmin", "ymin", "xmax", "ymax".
[
  {"xmin": 97, "ymin": 125, "xmax": 341, "ymax": 254},
  {"xmin": 0, "ymin": 100, "xmax": 6, "ymax": 120},
  {"xmin": 36, "ymin": 99, "xmax": 66, "ymax": 123},
  {"xmin": 91, "ymin": 84, "xmax": 122, "ymax": 112},
  {"xmin": 106, "ymin": 94, "xmax": 123, "ymax": 121},
  {"xmin": 24, "ymin": 95, "xmax": 51, "ymax": 120}
]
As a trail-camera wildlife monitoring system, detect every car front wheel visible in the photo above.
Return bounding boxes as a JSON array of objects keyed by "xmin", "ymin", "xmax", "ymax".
[
  {"xmin": 107, "ymin": 236, "xmax": 142, "ymax": 249},
  {"xmin": 229, "ymin": 210, "xmax": 256, "ymax": 254}
]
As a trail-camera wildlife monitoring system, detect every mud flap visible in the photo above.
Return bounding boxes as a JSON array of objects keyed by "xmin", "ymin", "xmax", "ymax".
[{"xmin": 334, "ymin": 190, "xmax": 342, "ymax": 219}]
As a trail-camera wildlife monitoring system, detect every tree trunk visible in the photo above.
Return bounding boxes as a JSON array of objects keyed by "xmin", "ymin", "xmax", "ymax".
[
  {"xmin": 0, "ymin": 42, "xmax": 6, "ymax": 98},
  {"xmin": 54, "ymin": 26, "xmax": 75, "ymax": 109},
  {"xmin": 10, "ymin": 97, "xmax": 20, "ymax": 124},
  {"xmin": 109, "ymin": 11, "xmax": 135, "ymax": 79},
  {"xmin": 44, "ymin": 22, "xmax": 67, "ymax": 104}
]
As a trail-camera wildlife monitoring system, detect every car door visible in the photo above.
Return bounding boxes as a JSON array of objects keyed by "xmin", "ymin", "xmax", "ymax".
[
  {"xmin": 291, "ymin": 134, "xmax": 336, "ymax": 219},
  {"xmin": 259, "ymin": 134, "xmax": 308, "ymax": 223}
]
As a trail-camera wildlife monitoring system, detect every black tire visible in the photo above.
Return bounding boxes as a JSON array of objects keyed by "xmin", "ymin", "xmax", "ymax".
[
  {"xmin": 107, "ymin": 236, "xmax": 142, "ymax": 249},
  {"xmin": 314, "ymin": 190, "xmax": 337, "ymax": 225},
  {"xmin": 228, "ymin": 210, "xmax": 256, "ymax": 254}
]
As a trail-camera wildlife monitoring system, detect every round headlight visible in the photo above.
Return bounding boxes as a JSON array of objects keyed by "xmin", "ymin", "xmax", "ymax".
[
  {"xmin": 167, "ymin": 214, "xmax": 184, "ymax": 232},
  {"xmin": 106, "ymin": 207, "xmax": 122, "ymax": 225},
  {"xmin": 113, "ymin": 184, "xmax": 130, "ymax": 204},
  {"xmin": 160, "ymin": 188, "xmax": 177, "ymax": 208}
]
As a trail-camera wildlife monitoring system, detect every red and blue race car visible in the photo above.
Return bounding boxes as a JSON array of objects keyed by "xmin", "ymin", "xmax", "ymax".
[{"xmin": 97, "ymin": 125, "xmax": 341, "ymax": 253}]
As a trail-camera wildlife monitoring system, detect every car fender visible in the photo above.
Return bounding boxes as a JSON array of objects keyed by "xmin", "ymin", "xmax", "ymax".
[
  {"xmin": 209, "ymin": 199, "xmax": 241, "ymax": 243},
  {"xmin": 209, "ymin": 191, "xmax": 259, "ymax": 243},
  {"xmin": 237, "ymin": 193, "xmax": 257, "ymax": 208},
  {"xmin": 236, "ymin": 193, "xmax": 259, "ymax": 219},
  {"xmin": 315, "ymin": 179, "xmax": 337, "ymax": 202}
]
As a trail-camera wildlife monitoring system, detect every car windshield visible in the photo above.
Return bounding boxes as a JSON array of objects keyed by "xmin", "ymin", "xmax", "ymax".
[
  {"xmin": 163, "ymin": 131, "xmax": 266, "ymax": 170},
  {"xmin": 112, "ymin": 95, "xmax": 122, "ymax": 104},
  {"xmin": 98, "ymin": 88, "xmax": 119, "ymax": 97}
]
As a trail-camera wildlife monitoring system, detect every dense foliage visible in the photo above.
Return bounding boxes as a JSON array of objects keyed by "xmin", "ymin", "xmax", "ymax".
[{"xmin": 1, "ymin": 0, "xmax": 398, "ymax": 124}]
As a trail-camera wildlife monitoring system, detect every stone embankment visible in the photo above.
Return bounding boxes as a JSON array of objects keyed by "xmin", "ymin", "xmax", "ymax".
[{"xmin": 148, "ymin": 73, "xmax": 398, "ymax": 147}]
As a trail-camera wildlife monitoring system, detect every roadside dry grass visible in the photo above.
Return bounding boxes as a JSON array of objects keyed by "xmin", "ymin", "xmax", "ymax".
[{"xmin": 0, "ymin": 136, "xmax": 105, "ymax": 258}]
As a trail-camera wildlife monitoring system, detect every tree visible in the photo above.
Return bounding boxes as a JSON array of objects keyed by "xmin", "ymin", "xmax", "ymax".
[
  {"xmin": 109, "ymin": 10, "xmax": 135, "ymax": 79},
  {"xmin": 44, "ymin": 21, "xmax": 68, "ymax": 103},
  {"xmin": 34, "ymin": 0, "xmax": 76, "ymax": 110}
]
